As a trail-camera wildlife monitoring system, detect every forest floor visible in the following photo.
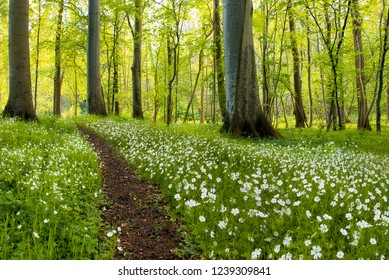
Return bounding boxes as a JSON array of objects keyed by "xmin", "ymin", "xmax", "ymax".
[{"xmin": 78, "ymin": 126, "xmax": 182, "ymax": 260}]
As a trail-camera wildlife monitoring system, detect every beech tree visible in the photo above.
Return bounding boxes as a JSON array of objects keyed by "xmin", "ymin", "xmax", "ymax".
[
  {"xmin": 306, "ymin": 0, "xmax": 352, "ymax": 131},
  {"xmin": 87, "ymin": 0, "xmax": 107, "ymax": 116},
  {"xmin": 214, "ymin": 0, "xmax": 226, "ymax": 122},
  {"xmin": 351, "ymin": 0, "xmax": 370, "ymax": 130},
  {"xmin": 287, "ymin": 0, "xmax": 307, "ymax": 128},
  {"xmin": 128, "ymin": 0, "xmax": 144, "ymax": 119},
  {"xmin": 53, "ymin": 0, "xmax": 65, "ymax": 116},
  {"xmin": 222, "ymin": 0, "xmax": 280, "ymax": 138},
  {"xmin": 2, "ymin": 0, "xmax": 37, "ymax": 120}
]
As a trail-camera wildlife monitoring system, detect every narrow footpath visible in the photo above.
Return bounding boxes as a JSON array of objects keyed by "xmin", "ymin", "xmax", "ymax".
[{"xmin": 78, "ymin": 126, "xmax": 182, "ymax": 260}]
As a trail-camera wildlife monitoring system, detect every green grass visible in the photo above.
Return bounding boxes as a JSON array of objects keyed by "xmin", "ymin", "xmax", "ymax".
[
  {"xmin": 2, "ymin": 115, "xmax": 388, "ymax": 260},
  {"xmin": 81, "ymin": 116, "xmax": 389, "ymax": 260},
  {"xmin": 0, "ymin": 117, "xmax": 114, "ymax": 259},
  {"xmin": 279, "ymin": 127, "xmax": 389, "ymax": 156}
]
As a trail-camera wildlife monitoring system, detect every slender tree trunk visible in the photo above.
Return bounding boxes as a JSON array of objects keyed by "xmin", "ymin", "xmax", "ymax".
[
  {"xmin": 222, "ymin": 0, "xmax": 280, "ymax": 138},
  {"xmin": 288, "ymin": 0, "xmax": 306, "ymax": 128},
  {"xmin": 166, "ymin": 35, "xmax": 174, "ymax": 125},
  {"xmin": 261, "ymin": 3, "xmax": 272, "ymax": 122},
  {"xmin": 3, "ymin": 0, "xmax": 36, "ymax": 120},
  {"xmin": 352, "ymin": 0, "xmax": 371, "ymax": 130},
  {"xmin": 307, "ymin": 25, "xmax": 313, "ymax": 127},
  {"xmin": 214, "ymin": 0, "xmax": 226, "ymax": 122},
  {"xmin": 280, "ymin": 96, "xmax": 289, "ymax": 129},
  {"xmin": 152, "ymin": 44, "xmax": 161, "ymax": 123},
  {"xmin": 103, "ymin": 20, "xmax": 112, "ymax": 114},
  {"xmin": 200, "ymin": 73, "xmax": 205, "ymax": 124},
  {"xmin": 53, "ymin": 0, "xmax": 64, "ymax": 116},
  {"xmin": 376, "ymin": 7, "xmax": 389, "ymax": 132},
  {"xmin": 34, "ymin": 0, "xmax": 42, "ymax": 113},
  {"xmin": 87, "ymin": 0, "xmax": 107, "ymax": 116},
  {"xmin": 111, "ymin": 12, "xmax": 120, "ymax": 113},
  {"xmin": 74, "ymin": 62, "xmax": 78, "ymax": 117},
  {"xmin": 184, "ymin": 50, "xmax": 203, "ymax": 123},
  {"xmin": 386, "ymin": 80, "xmax": 389, "ymax": 123},
  {"xmin": 307, "ymin": 1, "xmax": 351, "ymax": 131},
  {"xmin": 129, "ymin": 0, "xmax": 144, "ymax": 119}
]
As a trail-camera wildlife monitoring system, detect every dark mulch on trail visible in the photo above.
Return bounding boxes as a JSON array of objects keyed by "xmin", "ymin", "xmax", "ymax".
[{"xmin": 78, "ymin": 126, "xmax": 182, "ymax": 260}]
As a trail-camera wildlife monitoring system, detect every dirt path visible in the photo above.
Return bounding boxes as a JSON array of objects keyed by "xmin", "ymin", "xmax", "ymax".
[{"xmin": 78, "ymin": 126, "xmax": 182, "ymax": 260}]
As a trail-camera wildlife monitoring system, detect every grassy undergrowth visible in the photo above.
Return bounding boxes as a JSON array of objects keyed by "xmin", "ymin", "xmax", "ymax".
[
  {"xmin": 0, "ymin": 117, "xmax": 113, "ymax": 259},
  {"xmin": 82, "ymin": 116, "xmax": 389, "ymax": 260}
]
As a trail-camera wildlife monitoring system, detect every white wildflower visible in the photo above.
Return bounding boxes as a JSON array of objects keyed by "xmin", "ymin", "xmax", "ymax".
[
  {"xmin": 283, "ymin": 235, "xmax": 292, "ymax": 247},
  {"xmin": 310, "ymin": 246, "xmax": 322, "ymax": 260},
  {"xmin": 231, "ymin": 208, "xmax": 240, "ymax": 216},
  {"xmin": 337, "ymin": 251, "xmax": 344, "ymax": 259},
  {"xmin": 251, "ymin": 248, "xmax": 262, "ymax": 259}
]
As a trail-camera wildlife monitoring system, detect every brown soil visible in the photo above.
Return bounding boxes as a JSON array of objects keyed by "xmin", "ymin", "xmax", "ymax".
[{"xmin": 78, "ymin": 126, "xmax": 182, "ymax": 260}]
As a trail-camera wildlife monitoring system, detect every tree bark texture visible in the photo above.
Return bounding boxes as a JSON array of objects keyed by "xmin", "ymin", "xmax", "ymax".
[
  {"xmin": 261, "ymin": 4, "xmax": 272, "ymax": 122},
  {"xmin": 184, "ymin": 50, "xmax": 203, "ymax": 123},
  {"xmin": 288, "ymin": 1, "xmax": 306, "ymax": 128},
  {"xmin": 132, "ymin": 0, "xmax": 144, "ymax": 119},
  {"xmin": 222, "ymin": 0, "xmax": 280, "ymax": 138},
  {"xmin": 376, "ymin": 8, "xmax": 389, "ymax": 132},
  {"xmin": 307, "ymin": 25, "xmax": 313, "ymax": 128},
  {"xmin": 112, "ymin": 11, "xmax": 120, "ymax": 113},
  {"xmin": 34, "ymin": 0, "xmax": 42, "ymax": 113},
  {"xmin": 214, "ymin": 0, "xmax": 226, "ymax": 122},
  {"xmin": 3, "ymin": 0, "xmax": 37, "ymax": 120},
  {"xmin": 386, "ymin": 80, "xmax": 389, "ymax": 123},
  {"xmin": 166, "ymin": 36, "xmax": 174, "ymax": 125},
  {"xmin": 351, "ymin": 0, "xmax": 371, "ymax": 130},
  {"xmin": 87, "ymin": 0, "xmax": 107, "ymax": 116},
  {"xmin": 53, "ymin": 0, "xmax": 64, "ymax": 116}
]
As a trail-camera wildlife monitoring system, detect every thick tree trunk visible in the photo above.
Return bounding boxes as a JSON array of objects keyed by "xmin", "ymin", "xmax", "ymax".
[
  {"xmin": 352, "ymin": 0, "xmax": 371, "ymax": 130},
  {"xmin": 87, "ymin": 0, "xmax": 107, "ymax": 116},
  {"xmin": 3, "ymin": 0, "xmax": 37, "ymax": 120},
  {"xmin": 288, "ymin": 1, "xmax": 306, "ymax": 128},
  {"xmin": 222, "ymin": 0, "xmax": 280, "ymax": 138},
  {"xmin": 132, "ymin": 0, "xmax": 144, "ymax": 119},
  {"xmin": 53, "ymin": 0, "xmax": 64, "ymax": 116}
]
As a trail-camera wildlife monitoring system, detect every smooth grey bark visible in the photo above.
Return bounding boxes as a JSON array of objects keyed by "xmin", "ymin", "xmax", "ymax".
[
  {"xmin": 222, "ymin": 0, "xmax": 280, "ymax": 138},
  {"xmin": 87, "ymin": 0, "xmax": 107, "ymax": 116},
  {"xmin": 3, "ymin": 0, "xmax": 37, "ymax": 120}
]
